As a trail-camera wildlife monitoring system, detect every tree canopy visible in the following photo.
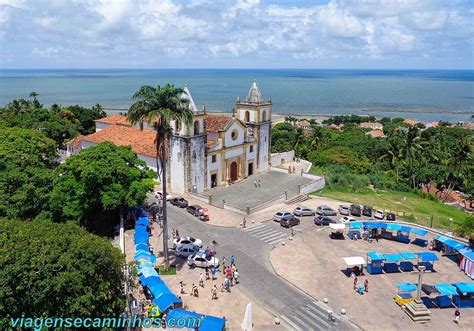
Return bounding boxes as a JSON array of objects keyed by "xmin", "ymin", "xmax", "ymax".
[{"xmin": 0, "ymin": 218, "xmax": 125, "ymax": 328}]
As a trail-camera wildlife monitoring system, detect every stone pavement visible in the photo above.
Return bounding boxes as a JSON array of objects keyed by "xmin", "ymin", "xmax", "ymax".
[
  {"xmin": 270, "ymin": 221, "xmax": 474, "ymax": 330},
  {"xmin": 198, "ymin": 170, "xmax": 313, "ymax": 209}
]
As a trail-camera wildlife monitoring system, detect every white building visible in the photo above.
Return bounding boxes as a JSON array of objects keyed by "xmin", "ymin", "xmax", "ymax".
[{"xmin": 66, "ymin": 81, "xmax": 272, "ymax": 194}]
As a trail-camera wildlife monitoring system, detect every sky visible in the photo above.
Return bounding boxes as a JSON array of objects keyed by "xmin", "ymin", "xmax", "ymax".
[{"xmin": 0, "ymin": 0, "xmax": 473, "ymax": 69}]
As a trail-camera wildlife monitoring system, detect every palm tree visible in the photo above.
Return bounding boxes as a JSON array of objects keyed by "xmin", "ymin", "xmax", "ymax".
[
  {"xmin": 128, "ymin": 84, "xmax": 193, "ymax": 269},
  {"xmin": 29, "ymin": 91, "xmax": 40, "ymax": 108},
  {"xmin": 399, "ymin": 126, "xmax": 426, "ymax": 188}
]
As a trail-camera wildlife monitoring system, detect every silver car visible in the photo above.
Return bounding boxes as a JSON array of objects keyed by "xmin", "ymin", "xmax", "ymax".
[
  {"xmin": 273, "ymin": 211, "xmax": 293, "ymax": 222},
  {"xmin": 339, "ymin": 205, "xmax": 350, "ymax": 215},
  {"xmin": 293, "ymin": 206, "xmax": 315, "ymax": 216},
  {"xmin": 316, "ymin": 205, "xmax": 337, "ymax": 216}
]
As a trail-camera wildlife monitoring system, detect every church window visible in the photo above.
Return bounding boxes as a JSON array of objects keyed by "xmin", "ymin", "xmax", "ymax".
[
  {"xmin": 262, "ymin": 111, "xmax": 266, "ymax": 122},
  {"xmin": 244, "ymin": 111, "xmax": 250, "ymax": 123},
  {"xmin": 231, "ymin": 129, "xmax": 238, "ymax": 141},
  {"xmin": 194, "ymin": 120, "xmax": 200, "ymax": 135},
  {"xmin": 249, "ymin": 145, "xmax": 253, "ymax": 153},
  {"xmin": 212, "ymin": 155, "xmax": 216, "ymax": 163},
  {"xmin": 193, "ymin": 151, "xmax": 196, "ymax": 159}
]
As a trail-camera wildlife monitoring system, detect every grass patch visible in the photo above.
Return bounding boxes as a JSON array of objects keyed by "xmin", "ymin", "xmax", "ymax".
[
  {"xmin": 156, "ymin": 265, "xmax": 177, "ymax": 275},
  {"xmin": 313, "ymin": 187, "xmax": 469, "ymax": 231}
]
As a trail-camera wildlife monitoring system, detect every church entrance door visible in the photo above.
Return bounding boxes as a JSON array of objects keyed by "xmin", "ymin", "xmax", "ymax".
[
  {"xmin": 248, "ymin": 162, "xmax": 254, "ymax": 176},
  {"xmin": 230, "ymin": 161, "xmax": 238, "ymax": 182}
]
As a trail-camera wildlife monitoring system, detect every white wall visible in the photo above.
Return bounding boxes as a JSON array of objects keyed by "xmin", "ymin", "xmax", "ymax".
[
  {"xmin": 260, "ymin": 107, "xmax": 270, "ymax": 122},
  {"xmin": 258, "ymin": 122, "xmax": 270, "ymax": 172},
  {"xmin": 238, "ymin": 106, "xmax": 256, "ymax": 123},
  {"xmin": 225, "ymin": 147, "xmax": 243, "ymax": 160},
  {"xmin": 245, "ymin": 144, "xmax": 257, "ymax": 176},
  {"xmin": 224, "ymin": 122, "xmax": 245, "ymax": 148},
  {"xmin": 169, "ymin": 138, "xmax": 185, "ymax": 192},
  {"xmin": 271, "ymin": 151, "xmax": 295, "ymax": 166},
  {"xmin": 207, "ymin": 153, "xmax": 222, "ymax": 187},
  {"xmin": 189, "ymin": 137, "xmax": 206, "ymax": 193}
]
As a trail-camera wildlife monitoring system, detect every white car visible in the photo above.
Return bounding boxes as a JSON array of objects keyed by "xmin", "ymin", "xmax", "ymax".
[
  {"xmin": 187, "ymin": 252, "xmax": 219, "ymax": 268},
  {"xmin": 339, "ymin": 205, "xmax": 350, "ymax": 215},
  {"xmin": 340, "ymin": 216, "xmax": 356, "ymax": 223},
  {"xmin": 173, "ymin": 236, "xmax": 203, "ymax": 249},
  {"xmin": 175, "ymin": 244, "xmax": 200, "ymax": 258},
  {"xmin": 293, "ymin": 206, "xmax": 315, "ymax": 216},
  {"xmin": 155, "ymin": 191, "xmax": 172, "ymax": 201},
  {"xmin": 374, "ymin": 210, "xmax": 384, "ymax": 220}
]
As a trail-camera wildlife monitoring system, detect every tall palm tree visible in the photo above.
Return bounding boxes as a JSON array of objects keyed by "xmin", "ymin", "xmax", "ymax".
[
  {"xmin": 128, "ymin": 84, "xmax": 193, "ymax": 269},
  {"xmin": 400, "ymin": 126, "xmax": 426, "ymax": 188}
]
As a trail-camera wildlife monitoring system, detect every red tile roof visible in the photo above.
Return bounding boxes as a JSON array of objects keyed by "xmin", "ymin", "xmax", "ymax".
[
  {"xmin": 360, "ymin": 122, "xmax": 382, "ymax": 128},
  {"xmin": 366, "ymin": 129, "xmax": 385, "ymax": 138},
  {"xmin": 206, "ymin": 114, "xmax": 232, "ymax": 132},
  {"xmin": 82, "ymin": 125, "xmax": 157, "ymax": 157},
  {"xmin": 66, "ymin": 135, "xmax": 85, "ymax": 148},
  {"xmin": 95, "ymin": 114, "xmax": 131, "ymax": 126},
  {"xmin": 404, "ymin": 119, "xmax": 418, "ymax": 126}
]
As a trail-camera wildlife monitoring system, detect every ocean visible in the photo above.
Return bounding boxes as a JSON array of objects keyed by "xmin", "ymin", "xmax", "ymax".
[{"xmin": 1, "ymin": 69, "xmax": 473, "ymax": 122}]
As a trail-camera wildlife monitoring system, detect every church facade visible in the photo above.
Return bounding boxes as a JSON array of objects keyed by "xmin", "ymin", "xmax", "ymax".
[{"xmin": 66, "ymin": 81, "xmax": 272, "ymax": 194}]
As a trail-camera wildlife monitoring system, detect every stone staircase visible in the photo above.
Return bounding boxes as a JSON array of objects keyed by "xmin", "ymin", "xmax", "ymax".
[
  {"xmin": 402, "ymin": 300, "xmax": 431, "ymax": 324},
  {"xmin": 285, "ymin": 194, "xmax": 309, "ymax": 205}
]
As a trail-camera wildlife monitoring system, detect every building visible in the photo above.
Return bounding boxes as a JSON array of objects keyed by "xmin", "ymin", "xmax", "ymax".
[
  {"xmin": 66, "ymin": 81, "xmax": 272, "ymax": 194},
  {"xmin": 366, "ymin": 129, "xmax": 386, "ymax": 138},
  {"xmin": 359, "ymin": 122, "xmax": 383, "ymax": 130}
]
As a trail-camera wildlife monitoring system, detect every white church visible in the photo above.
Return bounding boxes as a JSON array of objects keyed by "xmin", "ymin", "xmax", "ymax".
[{"xmin": 66, "ymin": 81, "xmax": 272, "ymax": 194}]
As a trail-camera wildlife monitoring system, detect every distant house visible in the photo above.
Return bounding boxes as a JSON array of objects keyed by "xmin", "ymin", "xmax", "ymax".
[
  {"xmin": 456, "ymin": 121, "xmax": 474, "ymax": 130},
  {"xmin": 403, "ymin": 118, "xmax": 419, "ymax": 126},
  {"xmin": 359, "ymin": 122, "xmax": 383, "ymax": 130},
  {"xmin": 329, "ymin": 124, "xmax": 342, "ymax": 130},
  {"xmin": 297, "ymin": 119, "xmax": 311, "ymax": 129},
  {"xmin": 366, "ymin": 129, "xmax": 386, "ymax": 138},
  {"xmin": 424, "ymin": 121, "xmax": 439, "ymax": 128}
]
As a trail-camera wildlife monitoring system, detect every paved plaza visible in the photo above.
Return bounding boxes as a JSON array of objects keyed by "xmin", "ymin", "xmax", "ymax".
[{"xmin": 199, "ymin": 170, "xmax": 315, "ymax": 209}]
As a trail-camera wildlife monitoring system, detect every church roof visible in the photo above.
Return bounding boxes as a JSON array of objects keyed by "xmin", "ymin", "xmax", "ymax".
[
  {"xmin": 245, "ymin": 81, "xmax": 263, "ymax": 104},
  {"xmin": 80, "ymin": 125, "xmax": 157, "ymax": 157},
  {"xmin": 206, "ymin": 114, "xmax": 233, "ymax": 132},
  {"xmin": 181, "ymin": 85, "xmax": 199, "ymax": 113}
]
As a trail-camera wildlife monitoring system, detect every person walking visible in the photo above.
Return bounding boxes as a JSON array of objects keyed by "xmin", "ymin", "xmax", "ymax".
[
  {"xmin": 211, "ymin": 265, "xmax": 217, "ymax": 280},
  {"xmin": 454, "ymin": 308, "xmax": 460, "ymax": 324},
  {"xmin": 180, "ymin": 281, "xmax": 185, "ymax": 294},
  {"xmin": 353, "ymin": 277, "xmax": 358, "ymax": 290},
  {"xmin": 254, "ymin": 180, "xmax": 257, "ymax": 188},
  {"xmin": 258, "ymin": 179, "xmax": 261, "ymax": 187},
  {"xmin": 222, "ymin": 256, "xmax": 226, "ymax": 266},
  {"xmin": 205, "ymin": 267, "xmax": 210, "ymax": 280},
  {"xmin": 364, "ymin": 279, "xmax": 369, "ymax": 292},
  {"xmin": 199, "ymin": 272, "xmax": 204, "ymax": 287},
  {"xmin": 175, "ymin": 229, "xmax": 179, "ymax": 238},
  {"xmin": 233, "ymin": 269, "xmax": 239, "ymax": 284},
  {"xmin": 192, "ymin": 284, "xmax": 199, "ymax": 297},
  {"xmin": 242, "ymin": 217, "xmax": 247, "ymax": 228},
  {"xmin": 211, "ymin": 285, "xmax": 218, "ymax": 300},
  {"xmin": 230, "ymin": 255, "xmax": 235, "ymax": 266}
]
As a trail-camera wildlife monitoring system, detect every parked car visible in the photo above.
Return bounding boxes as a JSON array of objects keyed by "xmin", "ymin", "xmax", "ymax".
[
  {"xmin": 386, "ymin": 212, "xmax": 396, "ymax": 221},
  {"xmin": 362, "ymin": 205, "xmax": 372, "ymax": 217},
  {"xmin": 187, "ymin": 251, "xmax": 219, "ymax": 268},
  {"xmin": 173, "ymin": 236, "xmax": 203, "ymax": 248},
  {"xmin": 170, "ymin": 197, "xmax": 189, "ymax": 208},
  {"xmin": 187, "ymin": 205, "xmax": 204, "ymax": 217},
  {"xmin": 175, "ymin": 244, "xmax": 200, "ymax": 258},
  {"xmin": 374, "ymin": 210, "xmax": 384, "ymax": 220},
  {"xmin": 280, "ymin": 216, "xmax": 301, "ymax": 228},
  {"xmin": 293, "ymin": 206, "xmax": 315, "ymax": 216},
  {"xmin": 155, "ymin": 191, "xmax": 172, "ymax": 201},
  {"xmin": 340, "ymin": 216, "xmax": 356, "ymax": 223},
  {"xmin": 339, "ymin": 205, "xmax": 350, "ymax": 215},
  {"xmin": 316, "ymin": 205, "xmax": 337, "ymax": 216},
  {"xmin": 350, "ymin": 204, "xmax": 362, "ymax": 217},
  {"xmin": 314, "ymin": 216, "xmax": 336, "ymax": 226},
  {"xmin": 273, "ymin": 211, "xmax": 293, "ymax": 222}
]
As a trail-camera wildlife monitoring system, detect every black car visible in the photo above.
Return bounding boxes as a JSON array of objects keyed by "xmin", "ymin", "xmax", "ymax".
[
  {"xmin": 350, "ymin": 204, "xmax": 362, "ymax": 217},
  {"xmin": 386, "ymin": 212, "xmax": 396, "ymax": 221},
  {"xmin": 314, "ymin": 216, "xmax": 336, "ymax": 226},
  {"xmin": 186, "ymin": 205, "xmax": 203, "ymax": 217},
  {"xmin": 280, "ymin": 216, "xmax": 301, "ymax": 228},
  {"xmin": 362, "ymin": 205, "xmax": 372, "ymax": 217},
  {"xmin": 171, "ymin": 197, "xmax": 189, "ymax": 208}
]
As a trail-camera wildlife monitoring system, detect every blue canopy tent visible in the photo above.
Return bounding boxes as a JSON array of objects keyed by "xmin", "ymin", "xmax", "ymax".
[
  {"xmin": 383, "ymin": 253, "xmax": 403, "ymax": 273},
  {"xmin": 139, "ymin": 266, "xmax": 159, "ymax": 279},
  {"xmin": 149, "ymin": 283, "xmax": 173, "ymax": 299},
  {"xmin": 367, "ymin": 252, "xmax": 385, "ymax": 274},
  {"xmin": 165, "ymin": 309, "xmax": 203, "ymax": 330},
  {"xmin": 348, "ymin": 222, "xmax": 362, "ymax": 239},
  {"xmin": 136, "ymin": 217, "xmax": 150, "ymax": 226},
  {"xmin": 152, "ymin": 293, "xmax": 183, "ymax": 313},
  {"xmin": 137, "ymin": 261, "xmax": 154, "ymax": 273},
  {"xmin": 200, "ymin": 316, "xmax": 226, "ymax": 331},
  {"xmin": 140, "ymin": 275, "xmax": 164, "ymax": 287},
  {"xmin": 400, "ymin": 252, "xmax": 417, "ymax": 271},
  {"xmin": 434, "ymin": 235, "xmax": 468, "ymax": 255},
  {"xmin": 135, "ymin": 243, "xmax": 149, "ymax": 251},
  {"xmin": 433, "ymin": 284, "xmax": 457, "ymax": 308},
  {"xmin": 416, "ymin": 252, "xmax": 439, "ymax": 271},
  {"xmin": 411, "ymin": 228, "xmax": 429, "ymax": 247},
  {"xmin": 395, "ymin": 282, "xmax": 417, "ymax": 306},
  {"xmin": 452, "ymin": 282, "xmax": 474, "ymax": 308}
]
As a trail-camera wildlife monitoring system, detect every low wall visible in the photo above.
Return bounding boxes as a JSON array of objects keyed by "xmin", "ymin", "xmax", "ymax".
[
  {"xmin": 300, "ymin": 177, "xmax": 326, "ymax": 195},
  {"xmin": 271, "ymin": 151, "xmax": 295, "ymax": 167}
]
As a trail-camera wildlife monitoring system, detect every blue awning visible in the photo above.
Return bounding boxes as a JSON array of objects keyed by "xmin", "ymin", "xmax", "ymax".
[
  {"xmin": 410, "ymin": 228, "xmax": 428, "ymax": 237},
  {"xmin": 462, "ymin": 250, "xmax": 474, "ymax": 261},
  {"xmin": 416, "ymin": 252, "xmax": 439, "ymax": 262},
  {"xmin": 400, "ymin": 252, "xmax": 417, "ymax": 260},
  {"xmin": 435, "ymin": 235, "xmax": 449, "ymax": 243},
  {"xmin": 434, "ymin": 284, "xmax": 458, "ymax": 296},
  {"xmin": 386, "ymin": 223, "xmax": 402, "ymax": 231},
  {"xmin": 149, "ymin": 283, "xmax": 173, "ymax": 298},
  {"xmin": 140, "ymin": 275, "xmax": 163, "ymax": 287},
  {"xmin": 136, "ymin": 217, "xmax": 150, "ymax": 226},
  {"xmin": 396, "ymin": 282, "xmax": 417, "ymax": 292},
  {"xmin": 384, "ymin": 253, "xmax": 403, "ymax": 262},
  {"xmin": 435, "ymin": 235, "xmax": 468, "ymax": 251},
  {"xmin": 135, "ymin": 243, "xmax": 149, "ymax": 251},
  {"xmin": 364, "ymin": 222, "xmax": 384, "ymax": 229},
  {"xmin": 200, "ymin": 316, "xmax": 226, "ymax": 331},
  {"xmin": 166, "ymin": 309, "xmax": 203, "ymax": 328},
  {"xmin": 367, "ymin": 252, "xmax": 385, "ymax": 262},
  {"xmin": 349, "ymin": 222, "xmax": 363, "ymax": 229},
  {"xmin": 140, "ymin": 266, "xmax": 158, "ymax": 279},
  {"xmin": 452, "ymin": 282, "xmax": 474, "ymax": 294},
  {"xmin": 152, "ymin": 293, "xmax": 182, "ymax": 312},
  {"xmin": 400, "ymin": 226, "xmax": 412, "ymax": 233}
]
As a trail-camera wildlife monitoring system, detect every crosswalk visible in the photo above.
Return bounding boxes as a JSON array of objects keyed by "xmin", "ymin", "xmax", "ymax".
[
  {"xmin": 280, "ymin": 301, "xmax": 334, "ymax": 330},
  {"xmin": 242, "ymin": 223, "xmax": 288, "ymax": 245}
]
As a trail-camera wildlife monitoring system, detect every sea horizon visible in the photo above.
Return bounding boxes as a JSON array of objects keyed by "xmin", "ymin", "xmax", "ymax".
[{"xmin": 1, "ymin": 68, "xmax": 473, "ymax": 122}]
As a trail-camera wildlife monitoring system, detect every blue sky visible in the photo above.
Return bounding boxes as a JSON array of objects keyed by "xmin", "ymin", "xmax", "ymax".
[{"xmin": 0, "ymin": 0, "xmax": 473, "ymax": 69}]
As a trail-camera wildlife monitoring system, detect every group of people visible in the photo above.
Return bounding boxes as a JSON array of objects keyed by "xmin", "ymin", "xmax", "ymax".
[
  {"xmin": 171, "ymin": 228, "xmax": 180, "ymax": 238},
  {"xmin": 253, "ymin": 179, "xmax": 262, "ymax": 188}
]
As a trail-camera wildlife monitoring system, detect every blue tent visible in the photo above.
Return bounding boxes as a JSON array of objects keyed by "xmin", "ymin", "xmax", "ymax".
[
  {"xmin": 137, "ymin": 261, "xmax": 153, "ymax": 272},
  {"xmin": 152, "ymin": 293, "xmax": 182, "ymax": 312},
  {"xmin": 140, "ymin": 275, "xmax": 164, "ymax": 287},
  {"xmin": 166, "ymin": 309, "xmax": 203, "ymax": 329},
  {"xmin": 452, "ymin": 282, "xmax": 474, "ymax": 294},
  {"xmin": 149, "ymin": 283, "xmax": 173, "ymax": 298},
  {"xmin": 416, "ymin": 252, "xmax": 439, "ymax": 261},
  {"xmin": 435, "ymin": 235, "xmax": 468, "ymax": 251},
  {"xmin": 384, "ymin": 253, "xmax": 403, "ymax": 262},
  {"xmin": 140, "ymin": 266, "xmax": 159, "ymax": 279},
  {"xmin": 136, "ymin": 217, "xmax": 150, "ymax": 226},
  {"xmin": 386, "ymin": 223, "xmax": 402, "ymax": 231},
  {"xmin": 410, "ymin": 228, "xmax": 428, "ymax": 237},
  {"xmin": 135, "ymin": 243, "xmax": 149, "ymax": 251},
  {"xmin": 364, "ymin": 222, "xmax": 383, "ymax": 229},
  {"xmin": 367, "ymin": 252, "xmax": 385, "ymax": 262},
  {"xmin": 462, "ymin": 250, "xmax": 474, "ymax": 261},
  {"xmin": 396, "ymin": 282, "xmax": 417, "ymax": 292},
  {"xmin": 349, "ymin": 222, "xmax": 363, "ymax": 229},
  {"xmin": 434, "ymin": 284, "xmax": 458, "ymax": 296},
  {"xmin": 200, "ymin": 316, "xmax": 226, "ymax": 331},
  {"xmin": 400, "ymin": 252, "xmax": 417, "ymax": 260}
]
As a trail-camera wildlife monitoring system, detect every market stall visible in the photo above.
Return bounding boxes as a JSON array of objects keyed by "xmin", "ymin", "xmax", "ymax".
[
  {"xmin": 459, "ymin": 250, "xmax": 474, "ymax": 279},
  {"xmin": 415, "ymin": 252, "xmax": 439, "ymax": 271},
  {"xmin": 383, "ymin": 253, "xmax": 403, "ymax": 273},
  {"xmin": 348, "ymin": 222, "xmax": 362, "ymax": 240},
  {"xmin": 452, "ymin": 282, "xmax": 474, "ymax": 308},
  {"xmin": 200, "ymin": 316, "xmax": 227, "ymax": 331},
  {"xmin": 434, "ymin": 235, "xmax": 468, "ymax": 256},
  {"xmin": 342, "ymin": 256, "xmax": 367, "ymax": 276},
  {"xmin": 433, "ymin": 284, "xmax": 457, "ymax": 308},
  {"xmin": 410, "ymin": 228, "xmax": 429, "ymax": 247},
  {"xmin": 367, "ymin": 252, "xmax": 385, "ymax": 274},
  {"xmin": 400, "ymin": 252, "xmax": 417, "ymax": 272},
  {"xmin": 395, "ymin": 282, "xmax": 417, "ymax": 306},
  {"xmin": 329, "ymin": 223, "xmax": 346, "ymax": 239}
]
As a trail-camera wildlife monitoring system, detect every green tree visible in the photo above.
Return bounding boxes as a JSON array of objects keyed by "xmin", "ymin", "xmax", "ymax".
[
  {"xmin": 49, "ymin": 142, "xmax": 155, "ymax": 233},
  {"xmin": 0, "ymin": 218, "xmax": 125, "ymax": 328},
  {"xmin": 127, "ymin": 84, "xmax": 193, "ymax": 268}
]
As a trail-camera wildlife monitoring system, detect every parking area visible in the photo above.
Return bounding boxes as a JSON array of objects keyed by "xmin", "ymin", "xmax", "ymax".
[{"xmin": 269, "ymin": 217, "xmax": 474, "ymax": 330}]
